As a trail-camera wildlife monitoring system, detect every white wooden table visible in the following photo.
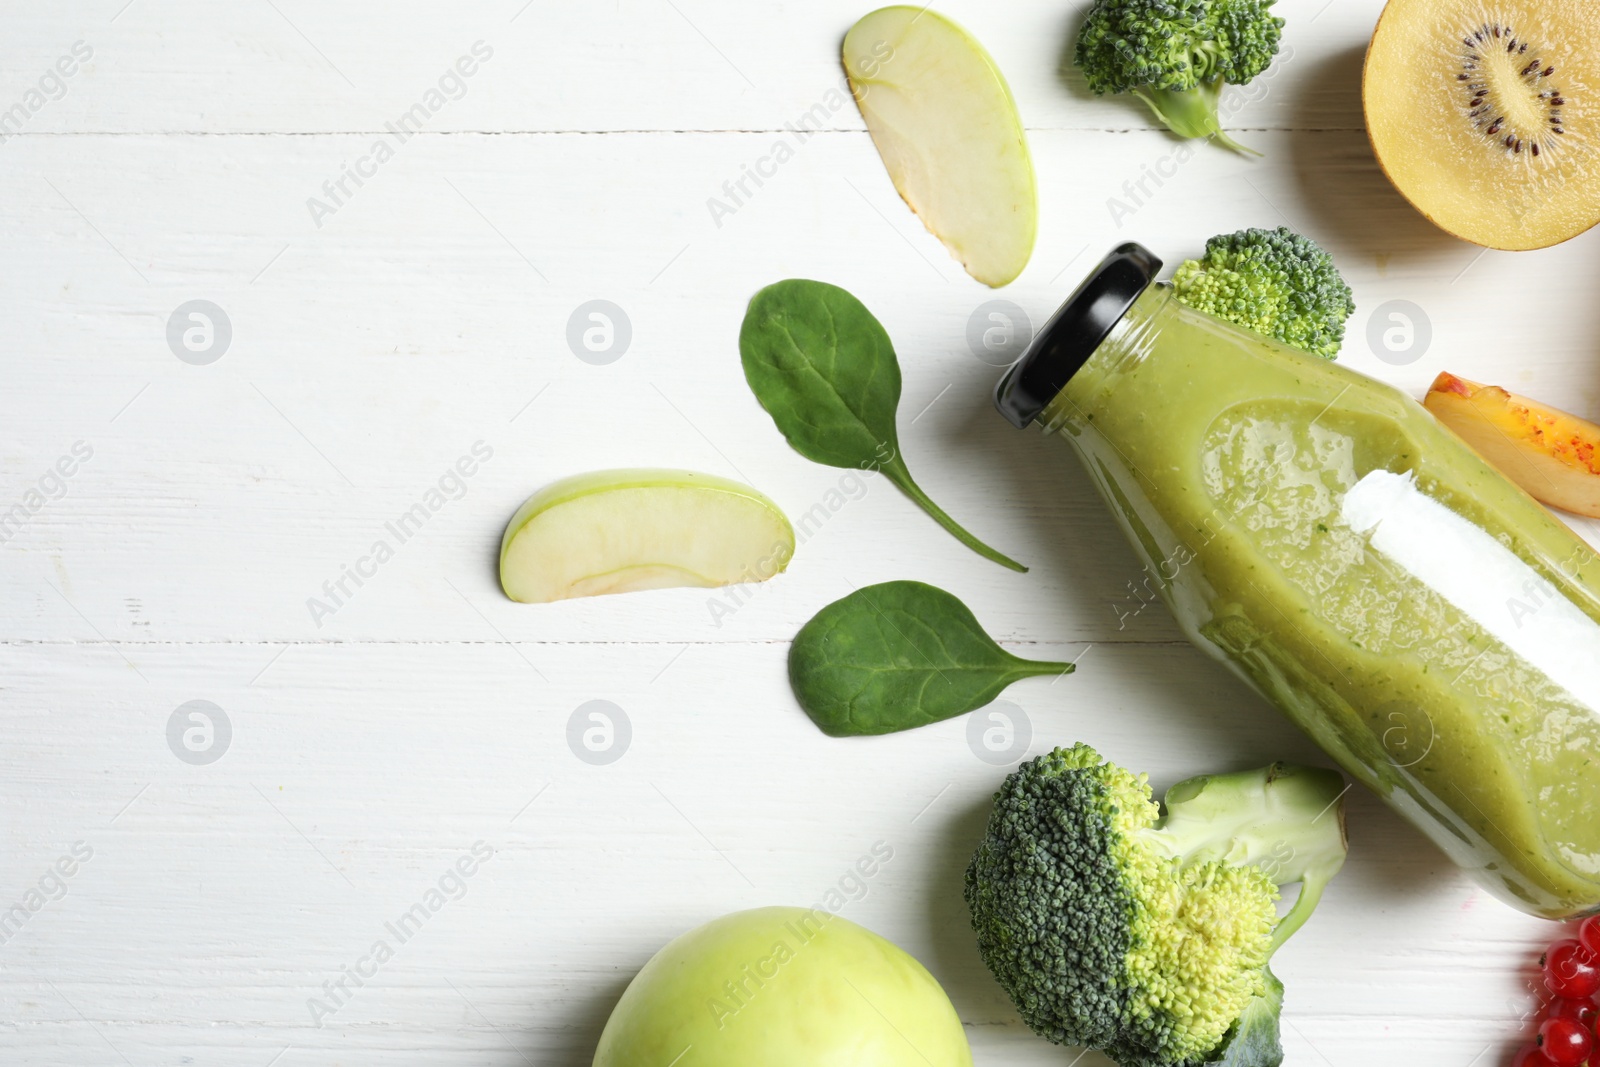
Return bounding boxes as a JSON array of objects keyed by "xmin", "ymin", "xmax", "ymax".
[{"xmin": 4, "ymin": 1, "xmax": 1597, "ymax": 1064}]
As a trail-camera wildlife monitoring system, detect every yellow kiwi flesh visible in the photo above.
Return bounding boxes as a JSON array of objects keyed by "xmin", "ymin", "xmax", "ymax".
[{"xmin": 1364, "ymin": 0, "xmax": 1600, "ymax": 250}]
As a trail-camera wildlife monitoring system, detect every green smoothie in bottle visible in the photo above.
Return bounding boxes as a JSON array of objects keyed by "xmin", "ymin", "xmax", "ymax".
[{"xmin": 997, "ymin": 244, "xmax": 1600, "ymax": 918}]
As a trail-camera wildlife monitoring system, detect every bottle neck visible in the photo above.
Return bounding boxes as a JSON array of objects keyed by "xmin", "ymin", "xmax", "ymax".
[{"xmin": 1041, "ymin": 284, "xmax": 1175, "ymax": 434}]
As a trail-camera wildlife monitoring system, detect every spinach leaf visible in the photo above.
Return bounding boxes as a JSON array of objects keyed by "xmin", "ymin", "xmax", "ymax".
[
  {"xmin": 740, "ymin": 279, "xmax": 1026, "ymax": 572},
  {"xmin": 789, "ymin": 580, "xmax": 1072, "ymax": 736}
]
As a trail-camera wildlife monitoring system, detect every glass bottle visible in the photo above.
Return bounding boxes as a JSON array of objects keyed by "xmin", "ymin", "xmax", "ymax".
[{"xmin": 996, "ymin": 244, "xmax": 1600, "ymax": 918}]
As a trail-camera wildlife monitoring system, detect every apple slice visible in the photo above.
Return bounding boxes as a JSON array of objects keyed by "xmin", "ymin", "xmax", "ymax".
[
  {"xmin": 843, "ymin": 7, "xmax": 1037, "ymax": 288},
  {"xmin": 499, "ymin": 470, "xmax": 795, "ymax": 604},
  {"xmin": 1424, "ymin": 373, "xmax": 1600, "ymax": 518}
]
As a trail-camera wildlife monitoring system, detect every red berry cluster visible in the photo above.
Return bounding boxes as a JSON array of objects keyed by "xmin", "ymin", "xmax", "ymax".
[{"xmin": 1518, "ymin": 917, "xmax": 1600, "ymax": 1067}]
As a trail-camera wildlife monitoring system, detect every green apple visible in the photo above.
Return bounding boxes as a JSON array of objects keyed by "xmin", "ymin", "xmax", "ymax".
[
  {"xmin": 591, "ymin": 907, "xmax": 973, "ymax": 1067},
  {"xmin": 843, "ymin": 6, "xmax": 1037, "ymax": 288},
  {"xmin": 498, "ymin": 470, "xmax": 795, "ymax": 604}
]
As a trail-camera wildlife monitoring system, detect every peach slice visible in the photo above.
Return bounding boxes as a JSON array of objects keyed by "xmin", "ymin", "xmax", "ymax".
[{"xmin": 1424, "ymin": 372, "xmax": 1600, "ymax": 517}]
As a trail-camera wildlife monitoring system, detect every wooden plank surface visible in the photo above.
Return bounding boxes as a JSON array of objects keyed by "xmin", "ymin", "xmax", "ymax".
[{"xmin": 3, "ymin": 1, "xmax": 1595, "ymax": 1065}]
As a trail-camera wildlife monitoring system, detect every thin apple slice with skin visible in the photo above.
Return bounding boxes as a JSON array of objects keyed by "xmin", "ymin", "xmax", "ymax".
[
  {"xmin": 843, "ymin": 6, "xmax": 1037, "ymax": 288},
  {"xmin": 499, "ymin": 469, "xmax": 796, "ymax": 604},
  {"xmin": 1424, "ymin": 372, "xmax": 1600, "ymax": 519}
]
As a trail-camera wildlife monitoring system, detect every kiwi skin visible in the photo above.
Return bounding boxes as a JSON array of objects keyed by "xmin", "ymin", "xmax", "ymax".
[{"xmin": 1362, "ymin": 0, "xmax": 1600, "ymax": 251}]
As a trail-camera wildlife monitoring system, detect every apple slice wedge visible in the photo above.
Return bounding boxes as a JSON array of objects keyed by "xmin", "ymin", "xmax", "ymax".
[
  {"xmin": 1424, "ymin": 373, "xmax": 1600, "ymax": 519},
  {"xmin": 499, "ymin": 470, "xmax": 796, "ymax": 604},
  {"xmin": 843, "ymin": 6, "xmax": 1037, "ymax": 288}
]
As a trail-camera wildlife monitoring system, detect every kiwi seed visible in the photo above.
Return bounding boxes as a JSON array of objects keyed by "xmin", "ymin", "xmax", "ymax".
[{"xmin": 1456, "ymin": 21, "xmax": 1566, "ymax": 159}]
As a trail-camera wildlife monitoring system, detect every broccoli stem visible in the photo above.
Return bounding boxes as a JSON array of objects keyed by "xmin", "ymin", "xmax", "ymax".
[
  {"xmin": 1131, "ymin": 80, "xmax": 1260, "ymax": 156},
  {"xmin": 1144, "ymin": 763, "xmax": 1349, "ymax": 956}
]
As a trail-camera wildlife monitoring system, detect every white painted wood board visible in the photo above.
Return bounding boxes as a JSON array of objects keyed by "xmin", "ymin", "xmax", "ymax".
[{"xmin": 3, "ymin": 1, "xmax": 1597, "ymax": 1065}]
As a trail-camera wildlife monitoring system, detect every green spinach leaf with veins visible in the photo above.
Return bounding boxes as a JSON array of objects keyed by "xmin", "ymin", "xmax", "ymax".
[
  {"xmin": 740, "ymin": 278, "xmax": 1026, "ymax": 572},
  {"xmin": 789, "ymin": 581, "xmax": 1072, "ymax": 736}
]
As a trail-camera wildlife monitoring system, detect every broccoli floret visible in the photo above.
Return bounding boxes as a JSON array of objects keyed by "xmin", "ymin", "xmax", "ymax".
[
  {"xmin": 1074, "ymin": 0, "xmax": 1284, "ymax": 155},
  {"xmin": 964, "ymin": 744, "xmax": 1347, "ymax": 1067},
  {"xmin": 1171, "ymin": 227, "xmax": 1355, "ymax": 360}
]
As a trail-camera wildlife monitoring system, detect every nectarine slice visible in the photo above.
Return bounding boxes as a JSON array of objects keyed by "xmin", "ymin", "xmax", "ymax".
[{"xmin": 1424, "ymin": 372, "xmax": 1600, "ymax": 517}]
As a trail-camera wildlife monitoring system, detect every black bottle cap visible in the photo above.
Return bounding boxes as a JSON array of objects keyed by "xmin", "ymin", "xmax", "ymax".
[{"xmin": 994, "ymin": 242, "xmax": 1163, "ymax": 429}]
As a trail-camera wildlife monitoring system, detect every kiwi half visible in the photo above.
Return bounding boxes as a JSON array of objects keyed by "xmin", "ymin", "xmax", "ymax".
[{"xmin": 1365, "ymin": 0, "xmax": 1600, "ymax": 250}]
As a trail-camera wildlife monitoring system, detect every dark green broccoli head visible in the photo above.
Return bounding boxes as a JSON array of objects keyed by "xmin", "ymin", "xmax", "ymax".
[
  {"xmin": 1076, "ymin": 0, "xmax": 1222, "ymax": 96},
  {"xmin": 1171, "ymin": 226, "xmax": 1357, "ymax": 360},
  {"xmin": 965, "ymin": 744, "xmax": 1348, "ymax": 1067},
  {"xmin": 1208, "ymin": 0, "xmax": 1284, "ymax": 83},
  {"xmin": 1074, "ymin": 0, "xmax": 1283, "ymax": 93},
  {"xmin": 963, "ymin": 746, "xmax": 1142, "ymax": 1053},
  {"xmin": 1074, "ymin": 0, "xmax": 1284, "ymax": 153}
]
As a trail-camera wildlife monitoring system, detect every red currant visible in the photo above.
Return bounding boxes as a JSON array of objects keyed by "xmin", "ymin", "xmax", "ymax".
[
  {"xmin": 1518, "ymin": 1047, "xmax": 1559, "ymax": 1067},
  {"xmin": 1547, "ymin": 940, "xmax": 1600, "ymax": 1001},
  {"xmin": 1540, "ymin": 1017, "xmax": 1596, "ymax": 1067},
  {"xmin": 1581, "ymin": 916, "xmax": 1600, "ymax": 959},
  {"xmin": 1549, "ymin": 997, "xmax": 1600, "ymax": 1032}
]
